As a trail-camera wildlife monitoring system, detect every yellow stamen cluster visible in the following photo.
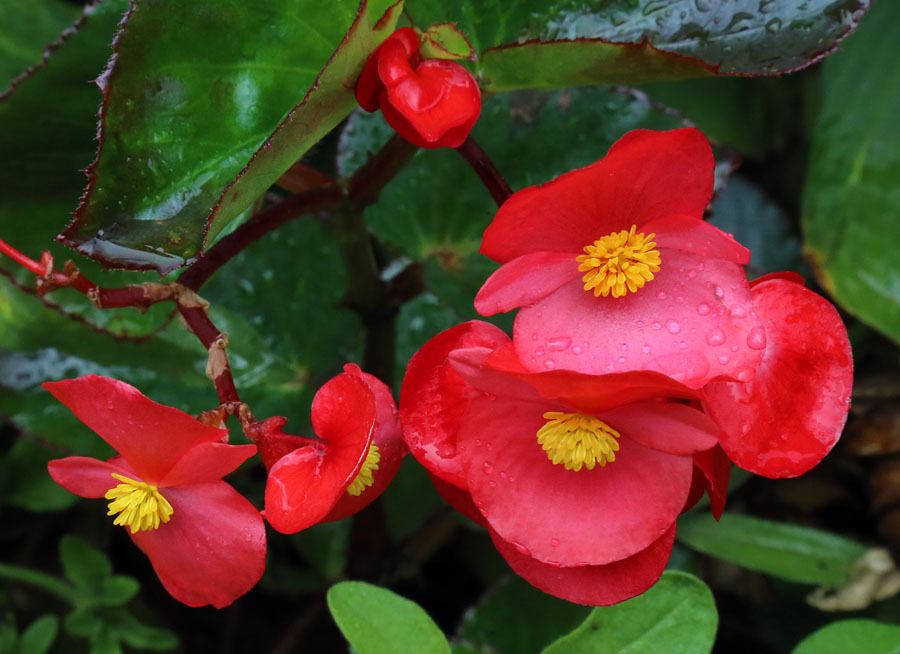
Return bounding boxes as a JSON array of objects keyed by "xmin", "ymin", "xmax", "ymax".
[
  {"xmin": 536, "ymin": 412, "xmax": 621, "ymax": 471},
  {"xmin": 576, "ymin": 225, "xmax": 661, "ymax": 298},
  {"xmin": 346, "ymin": 444, "xmax": 381, "ymax": 496},
  {"xmin": 105, "ymin": 473, "xmax": 173, "ymax": 533}
]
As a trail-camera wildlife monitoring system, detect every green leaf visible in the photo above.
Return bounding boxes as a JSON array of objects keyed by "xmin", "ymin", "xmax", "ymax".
[
  {"xmin": 327, "ymin": 581, "xmax": 452, "ymax": 654},
  {"xmin": 1, "ymin": 438, "xmax": 77, "ymax": 512},
  {"xmin": 109, "ymin": 610, "xmax": 178, "ymax": 651},
  {"xmin": 0, "ymin": 0, "xmax": 80, "ymax": 85},
  {"xmin": 94, "ymin": 576, "xmax": 140, "ymax": 607},
  {"xmin": 801, "ymin": 0, "xmax": 900, "ymax": 344},
  {"xmin": 677, "ymin": 513, "xmax": 867, "ymax": 585},
  {"xmin": 290, "ymin": 520, "xmax": 350, "ymax": 580},
  {"xmin": 59, "ymin": 535, "xmax": 112, "ymax": 592},
  {"xmin": 793, "ymin": 619, "xmax": 900, "ymax": 654},
  {"xmin": 404, "ymin": 1, "xmax": 869, "ymax": 91},
  {"xmin": 420, "ymin": 23, "xmax": 476, "ymax": 60},
  {"xmin": 457, "ymin": 577, "xmax": 590, "ymax": 654},
  {"xmin": 541, "ymin": 571, "xmax": 717, "ymax": 654},
  {"xmin": 18, "ymin": 614, "xmax": 59, "ymax": 654},
  {"xmin": 60, "ymin": 0, "xmax": 404, "ymax": 273}
]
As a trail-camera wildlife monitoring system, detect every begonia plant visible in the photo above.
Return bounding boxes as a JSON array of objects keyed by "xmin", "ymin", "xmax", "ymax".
[{"xmin": 0, "ymin": 1, "xmax": 892, "ymax": 652}]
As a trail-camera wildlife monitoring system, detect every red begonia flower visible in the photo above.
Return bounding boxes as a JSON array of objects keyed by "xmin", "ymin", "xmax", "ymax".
[
  {"xmin": 262, "ymin": 365, "xmax": 404, "ymax": 533},
  {"xmin": 400, "ymin": 321, "xmax": 722, "ymax": 604},
  {"xmin": 702, "ymin": 276, "xmax": 853, "ymax": 478},
  {"xmin": 355, "ymin": 27, "xmax": 481, "ymax": 149},
  {"xmin": 475, "ymin": 128, "xmax": 764, "ymax": 389},
  {"xmin": 44, "ymin": 375, "xmax": 264, "ymax": 609}
]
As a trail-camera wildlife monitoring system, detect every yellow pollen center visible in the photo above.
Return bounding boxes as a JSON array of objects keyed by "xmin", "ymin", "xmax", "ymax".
[
  {"xmin": 576, "ymin": 225, "xmax": 661, "ymax": 298},
  {"xmin": 536, "ymin": 412, "xmax": 621, "ymax": 471},
  {"xmin": 104, "ymin": 473, "xmax": 173, "ymax": 534},
  {"xmin": 346, "ymin": 444, "xmax": 381, "ymax": 496}
]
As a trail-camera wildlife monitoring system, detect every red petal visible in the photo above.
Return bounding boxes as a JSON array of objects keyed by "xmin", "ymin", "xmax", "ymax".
[
  {"xmin": 400, "ymin": 321, "xmax": 509, "ymax": 488},
  {"xmin": 513, "ymin": 251, "xmax": 763, "ymax": 388},
  {"xmin": 648, "ymin": 214, "xmax": 750, "ymax": 264},
  {"xmin": 489, "ymin": 524, "xmax": 675, "ymax": 606},
  {"xmin": 601, "ymin": 402, "xmax": 720, "ymax": 455},
  {"xmin": 254, "ymin": 416, "xmax": 318, "ymax": 472},
  {"xmin": 474, "ymin": 251, "xmax": 579, "ymax": 317},
  {"xmin": 47, "ymin": 456, "xmax": 133, "ymax": 498},
  {"xmin": 264, "ymin": 372, "xmax": 375, "ymax": 533},
  {"xmin": 322, "ymin": 365, "xmax": 407, "ymax": 523},
  {"xmin": 460, "ymin": 395, "xmax": 692, "ymax": 566},
  {"xmin": 355, "ymin": 28, "xmax": 419, "ymax": 111},
  {"xmin": 704, "ymin": 279, "xmax": 853, "ymax": 478},
  {"xmin": 130, "ymin": 481, "xmax": 265, "ymax": 608},
  {"xmin": 159, "ymin": 443, "xmax": 257, "ymax": 488},
  {"xmin": 481, "ymin": 128, "xmax": 713, "ymax": 263},
  {"xmin": 692, "ymin": 445, "xmax": 731, "ymax": 519},
  {"xmin": 42, "ymin": 376, "xmax": 226, "ymax": 484}
]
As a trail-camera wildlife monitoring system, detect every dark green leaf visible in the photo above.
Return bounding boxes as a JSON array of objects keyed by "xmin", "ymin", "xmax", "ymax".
[
  {"xmin": 381, "ymin": 456, "xmax": 443, "ymax": 541},
  {"xmin": 18, "ymin": 614, "xmax": 59, "ymax": 654},
  {"xmin": 801, "ymin": 0, "xmax": 900, "ymax": 344},
  {"xmin": 327, "ymin": 581, "xmax": 451, "ymax": 654},
  {"xmin": 793, "ymin": 619, "xmax": 900, "ymax": 654},
  {"xmin": 94, "ymin": 576, "xmax": 140, "ymax": 607},
  {"xmin": 61, "ymin": 0, "xmax": 403, "ymax": 273},
  {"xmin": 1, "ymin": 438, "xmax": 77, "ymax": 512},
  {"xmin": 404, "ymin": 0, "xmax": 869, "ymax": 91},
  {"xmin": 59, "ymin": 535, "xmax": 112, "ymax": 591},
  {"xmin": 109, "ymin": 610, "xmax": 178, "ymax": 651},
  {"xmin": 677, "ymin": 513, "xmax": 867, "ymax": 585},
  {"xmin": 457, "ymin": 577, "xmax": 590, "ymax": 654},
  {"xmin": 290, "ymin": 520, "xmax": 350, "ymax": 580},
  {"xmin": 0, "ymin": 0, "xmax": 80, "ymax": 86},
  {"xmin": 541, "ymin": 571, "xmax": 717, "ymax": 654}
]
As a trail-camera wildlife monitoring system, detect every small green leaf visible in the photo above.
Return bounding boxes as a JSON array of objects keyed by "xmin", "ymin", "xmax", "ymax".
[
  {"xmin": 94, "ymin": 576, "xmax": 140, "ymax": 607},
  {"xmin": 19, "ymin": 614, "xmax": 59, "ymax": 654},
  {"xmin": 541, "ymin": 571, "xmax": 717, "ymax": 654},
  {"xmin": 677, "ymin": 513, "xmax": 867, "ymax": 585},
  {"xmin": 59, "ymin": 535, "xmax": 112, "ymax": 591},
  {"xmin": 2, "ymin": 438, "xmax": 77, "ymax": 512},
  {"xmin": 327, "ymin": 581, "xmax": 452, "ymax": 654},
  {"xmin": 793, "ymin": 619, "xmax": 900, "ymax": 654},
  {"xmin": 420, "ymin": 23, "xmax": 476, "ymax": 60},
  {"xmin": 110, "ymin": 610, "xmax": 178, "ymax": 651},
  {"xmin": 802, "ymin": 0, "xmax": 900, "ymax": 344},
  {"xmin": 457, "ymin": 577, "xmax": 590, "ymax": 654}
]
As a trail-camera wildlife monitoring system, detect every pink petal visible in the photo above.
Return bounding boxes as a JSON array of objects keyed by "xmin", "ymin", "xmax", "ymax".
[
  {"xmin": 47, "ymin": 456, "xmax": 133, "ymax": 498},
  {"xmin": 474, "ymin": 252, "xmax": 579, "ymax": 316},
  {"xmin": 130, "ymin": 481, "xmax": 265, "ymax": 608},
  {"xmin": 400, "ymin": 321, "xmax": 509, "ymax": 489},
  {"xmin": 600, "ymin": 402, "xmax": 720, "ymax": 455},
  {"xmin": 648, "ymin": 215, "xmax": 750, "ymax": 264},
  {"xmin": 460, "ymin": 395, "xmax": 692, "ymax": 566},
  {"xmin": 703, "ymin": 279, "xmax": 853, "ymax": 478},
  {"xmin": 42, "ymin": 375, "xmax": 226, "ymax": 484},
  {"xmin": 513, "ymin": 251, "xmax": 763, "ymax": 388},
  {"xmin": 159, "ymin": 443, "xmax": 257, "ymax": 488},
  {"xmin": 481, "ymin": 128, "xmax": 713, "ymax": 263},
  {"xmin": 489, "ymin": 524, "xmax": 675, "ymax": 606}
]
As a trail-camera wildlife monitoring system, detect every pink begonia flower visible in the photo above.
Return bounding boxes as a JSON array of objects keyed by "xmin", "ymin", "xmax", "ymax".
[
  {"xmin": 401, "ymin": 321, "xmax": 720, "ymax": 605},
  {"xmin": 261, "ymin": 364, "xmax": 405, "ymax": 534},
  {"xmin": 45, "ymin": 375, "xmax": 264, "ymax": 609},
  {"xmin": 475, "ymin": 128, "xmax": 765, "ymax": 389}
]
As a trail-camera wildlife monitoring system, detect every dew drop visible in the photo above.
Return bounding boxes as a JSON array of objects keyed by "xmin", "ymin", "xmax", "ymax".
[
  {"xmin": 714, "ymin": 285, "xmax": 724, "ymax": 299},
  {"xmin": 475, "ymin": 439, "xmax": 482, "ymax": 447},
  {"xmin": 535, "ymin": 311, "xmax": 543, "ymax": 318},
  {"xmin": 730, "ymin": 305, "xmax": 747, "ymax": 318},
  {"xmin": 618, "ymin": 356, "xmax": 627, "ymax": 363},
  {"xmin": 636, "ymin": 320, "xmax": 645, "ymax": 328},
  {"xmin": 488, "ymin": 480, "xmax": 496, "ymax": 487},
  {"xmin": 666, "ymin": 319, "xmax": 682, "ymax": 334},
  {"xmin": 546, "ymin": 336, "xmax": 571, "ymax": 352},
  {"xmin": 678, "ymin": 341, "xmax": 688, "ymax": 350},
  {"xmin": 535, "ymin": 348, "xmax": 544, "ymax": 357},
  {"xmin": 620, "ymin": 343, "xmax": 628, "ymax": 351},
  {"xmin": 717, "ymin": 354, "xmax": 729, "ymax": 364},
  {"xmin": 697, "ymin": 303, "xmax": 710, "ymax": 315},
  {"xmin": 705, "ymin": 327, "xmax": 726, "ymax": 346},
  {"xmin": 731, "ymin": 345, "xmax": 739, "ymax": 352},
  {"xmin": 765, "ymin": 17, "xmax": 782, "ymax": 32},
  {"xmin": 572, "ymin": 344, "xmax": 584, "ymax": 355},
  {"xmin": 652, "ymin": 321, "xmax": 662, "ymax": 330},
  {"xmin": 513, "ymin": 542, "xmax": 531, "ymax": 556},
  {"xmin": 697, "ymin": 262, "xmax": 705, "ymax": 271},
  {"xmin": 482, "ymin": 461, "xmax": 493, "ymax": 473},
  {"xmin": 687, "ymin": 269, "xmax": 697, "ymax": 280},
  {"xmin": 675, "ymin": 296, "xmax": 684, "ymax": 304},
  {"xmin": 550, "ymin": 538, "xmax": 560, "ymax": 547},
  {"xmin": 544, "ymin": 359, "xmax": 556, "ymax": 369},
  {"xmin": 741, "ymin": 423, "xmax": 751, "ymax": 435},
  {"xmin": 641, "ymin": 344, "xmax": 651, "ymax": 354},
  {"xmin": 747, "ymin": 326, "xmax": 767, "ymax": 350},
  {"xmin": 657, "ymin": 291, "xmax": 667, "ymax": 300},
  {"xmin": 737, "ymin": 368, "xmax": 754, "ymax": 382},
  {"xmin": 485, "ymin": 442, "xmax": 493, "ymax": 450}
]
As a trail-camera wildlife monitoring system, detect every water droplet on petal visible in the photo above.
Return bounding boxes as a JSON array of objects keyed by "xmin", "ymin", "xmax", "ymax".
[
  {"xmin": 657, "ymin": 291, "xmax": 667, "ymax": 300},
  {"xmin": 513, "ymin": 542, "xmax": 530, "ymax": 556},
  {"xmin": 652, "ymin": 321, "xmax": 661, "ymax": 330},
  {"xmin": 697, "ymin": 303, "xmax": 710, "ymax": 315},
  {"xmin": 747, "ymin": 326, "xmax": 767, "ymax": 350},
  {"xmin": 618, "ymin": 356, "xmax": 627, "ymax": 363},
  {"xmin": 718, "ymin": 354, "xmax": 729, "ymax": 364},
  {"xmin": 546, "ymin": 336, "xmax": 571, "ymax": 351},
  {"xmin": 705, "ymin": 327, "xmax": 726, "ymax": 346},
  {"xmin": 482, "ymin": 461, "xmax": 493, "ymax": 473},
  {"xmin": 544, "ymin": 359, "xmax": 556, "ymax": 369},
  {"xmin": 737, "ymin": 368, "xmax": 754, "ymax": 382},
  {"xmin": 730, "ymin": 305, "xmax": 747, "ymax": 318},
  {"xmin": 641, "ymin": 344, "xmax": 651, "ymax": 354},
  {"xmin": 741, "ymin": 423, "xmax": 751, "ymax": 435},
  {"xmin": 550, "ymin": 538, "xmax": 560, "ymax": 547},
  {"xmin": 535, "ymin": 348, "xmax": 544, "ymax": 357},
  {"xmin": 488, "ymin": 480, "xmax": 496, "ymax": 487},
  {"xmin": 666, "ymin": 319, "xmax": 681, "ymax": 334}
]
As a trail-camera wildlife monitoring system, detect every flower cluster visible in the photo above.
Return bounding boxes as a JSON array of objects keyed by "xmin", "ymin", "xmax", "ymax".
[
  {"xmin": 355, "ymin": 27, "xmax": 481, "ymax": 148},
  {"xmin": 399, "ymin": 128, "xmax": 853, "ymax": 605},
  {"xmin": 46, "ymin": 365, "xmax": 405, "ymax": 608}
]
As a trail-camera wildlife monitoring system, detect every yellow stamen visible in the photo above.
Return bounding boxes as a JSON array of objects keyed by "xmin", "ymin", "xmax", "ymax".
[
  {"xmin": 536, "ymin": 412, "xmax": 620, "ymax": 471},
  {"xmin": 105, "ymin": 473, "xmax": 173, "ymax": 534},
  {"xmin": 346, "ymin": 444, "xmax": 380, "ymax": 496},
  {"xmin": 576, "ymin": 225, "xmax": 661, "ymax": 298}
]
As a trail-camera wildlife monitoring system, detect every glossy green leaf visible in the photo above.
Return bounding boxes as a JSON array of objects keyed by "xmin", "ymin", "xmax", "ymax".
[
  {"xmin": 457, "ymin": 577, "xmax": 590, "ymax": 654},
  {"xmin": 18, "ymin": 614, "xmax": 59, "ymax": 654},
  {"xmin": 0, "ymin": 0, "xmax": 80, "ymax": 86},
  {"xmin": 541, "ymin": 571, "xmax": 717, "ymax": 654},
  {"xmin": 60, "ymin": 0, "xmax": 403, "ymax": 273},
  {"xmin": 405, "ymin": 0, "xmax": 868, "ymax": 91},
  {"xmin": 677, "ymin": 513, "xmax": 867, "ymax": 585},
  {"xmin": 327, "ymin": 581, "xmax": 451, "ymax": 654},
  {"xmin": 802, "ymin": 0, "xmax": 900, "ymax": 344},
  {"xmin": 793, "ymin": 619, "xmax": 900, "ymax": 654}
]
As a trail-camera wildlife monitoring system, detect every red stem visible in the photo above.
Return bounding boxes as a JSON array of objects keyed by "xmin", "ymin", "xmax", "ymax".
[{"xmin": 456, "ymin": 136, "xmax": 513, "ymax": 207}]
